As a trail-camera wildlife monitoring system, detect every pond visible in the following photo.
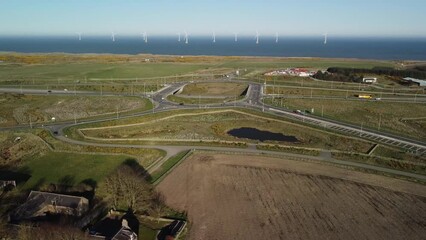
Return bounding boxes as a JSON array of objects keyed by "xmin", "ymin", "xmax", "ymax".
[{"xmin": 227, "ymin": 127, "xmax": 298, "ymax": 142}]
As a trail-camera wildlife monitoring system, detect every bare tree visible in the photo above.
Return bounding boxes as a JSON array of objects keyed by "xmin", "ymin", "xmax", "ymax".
[
  {"xmin": 104, "ymin": 170, "xmax": 122, "ymax": 209},
  {"xmin": 151, "ymin": 191, "xmax": 166, "ymax": 222},
  {"xmin": 104, "ymin": 165, "xmax": 152, "ymax": 212}
]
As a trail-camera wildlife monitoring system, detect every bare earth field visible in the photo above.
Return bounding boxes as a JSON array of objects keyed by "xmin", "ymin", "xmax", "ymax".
[{"xmin": 157, "ymin": 153, "xmax": 426, "ymax": 240}]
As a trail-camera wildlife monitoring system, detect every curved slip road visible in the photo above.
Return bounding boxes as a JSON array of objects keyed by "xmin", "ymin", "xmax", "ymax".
[{"xmin": 54, "ymin": 134, "xmax": 426, "ymax": 181}]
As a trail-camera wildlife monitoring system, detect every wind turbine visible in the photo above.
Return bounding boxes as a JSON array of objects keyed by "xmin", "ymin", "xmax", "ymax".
[
  {"xmin": 323, "ymin": 33, "xmax": 328, "ymax": 45},
  {"xmin": 76, "ymin": 32, "xmax": 82, "ymax": 41},
  {"xmin": 256, "ymin": 31, "xmax": 259, "ymax": 44},
  {"xmin": 111, "ymin": 31, "xmax": 116, "ymax": 42},
  {"xmin": 234, "ymin": 32, "xmax": 238, "ymax": 42},
  {"xmin": 275, "ymin": 32, "xmax": 279, "ymax": 43},
  {"xmin": 212, "ymin": 32, "xmax": 216, "ymax": 43},
  {"xmin": 143, "ymin": 32, "xmax": 148, "ymax": 43},
  {"xmin": 177, "ymin": 32, "xmax": 181, "ymax": 42},
  {"xmin": 184, "ymin": 31, "xmax": 189, "ymax": 44}
]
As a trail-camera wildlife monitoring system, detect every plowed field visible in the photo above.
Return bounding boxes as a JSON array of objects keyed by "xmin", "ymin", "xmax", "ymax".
[{"xmin": 157, "ymin": 153, "xmax": 426, "ymax": 240}]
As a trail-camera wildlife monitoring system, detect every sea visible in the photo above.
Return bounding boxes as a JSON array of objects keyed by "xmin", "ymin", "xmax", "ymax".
[{"xmin": 0, "ymin": 36, "xmax": 425, "ymax": 61}]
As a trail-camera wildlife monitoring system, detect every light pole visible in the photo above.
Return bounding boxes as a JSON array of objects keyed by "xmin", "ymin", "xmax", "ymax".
[{"xmin": 378, "ymin": 114, "xmax": 382, "ymax": 131}]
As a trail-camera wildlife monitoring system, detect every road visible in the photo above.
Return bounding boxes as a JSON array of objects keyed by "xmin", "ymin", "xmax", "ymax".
[
  {"xmin": 1, "ymin": 79, "xmax": 426, "ymax": 180},
  {"xmin": 55, "ymin": 134, "xmax": 426, "ymax": 181}
]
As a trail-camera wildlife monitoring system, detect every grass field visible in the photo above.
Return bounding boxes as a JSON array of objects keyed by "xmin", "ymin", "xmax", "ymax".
[
  {"xmin": 167, "ymin": 95, "xmax": 243, "ymax": 105},
  {"xmin": 157, "ymin": 152, "xmax": 426, "ymax": 240},
  {"xmin": 265, "ymin": 98, "xmax": 426, "ymax": 141},
  {"xmin": 264, "ymin": 85, "xmax": 426, "ymax": 99},
  {"xmin": 180, "ymin": 82, "xmax": 247, "ymax": 96},
  {"xmin": 0, "ymin": 62, "xmax": 209, "ymax": 83},
  {"xmin": 218, "ymin": 58, "xmax": 396, "ymax": 70},
  {"xmin": 21, "ymin": 151, "xmax": 127, "ymax": 189},
  {"xmin": 76, "ymin": 109, "xmax": 374, "ymax": 153},
  {"xmin": 0, "ymin": 93, "xmax": 152, "ymax": 126},
  {"xmin": 259, "ymin": 75, "xmax": 426, "ymax": 93}
]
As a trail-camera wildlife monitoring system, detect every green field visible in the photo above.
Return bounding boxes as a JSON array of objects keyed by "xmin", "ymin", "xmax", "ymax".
[
  {"xmin": 0, "ymin": 93, "xmax": 152, "ymax": 126},
  {"xmin": 265, "ymin": 98, "xmax": 426, "ymax": 141},
  {"xmin": 217, "ymin": 58, "xmax": 396, "ymax": 70},
  {"xmin": 21, "ymin": 152, "xmax": 127, "ymax": 189},
  {"xmin": 0, "ymin": 62, "xmax": 209, "ymax": 83}
]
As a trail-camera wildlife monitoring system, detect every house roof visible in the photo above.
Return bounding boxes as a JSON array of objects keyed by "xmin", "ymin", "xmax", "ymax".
[
  {"xmin": 27, "ymin": 191, "xmax": 88, "ymax": 208},
  {"xmin": 11, "ymin": 191, "xmax": 89, "ymax": 221},
  {"xmin": 111, "ymin": 226, "xmax": 138, "ymax": 240}
]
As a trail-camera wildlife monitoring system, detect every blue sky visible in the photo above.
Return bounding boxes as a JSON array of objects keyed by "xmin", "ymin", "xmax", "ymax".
[{"xmin": 1, "ymin": 0, "xmax": 425, "ymax": 37}]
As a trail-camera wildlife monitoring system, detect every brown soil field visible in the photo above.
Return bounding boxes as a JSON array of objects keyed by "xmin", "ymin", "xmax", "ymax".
[{"xmin": 157, "ymin": 153, "xmax": 426, "ymax": 240}]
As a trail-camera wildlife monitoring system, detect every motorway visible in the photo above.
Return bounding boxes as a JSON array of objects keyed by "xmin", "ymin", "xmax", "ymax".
[{"xmin": 1, "ymin": 80, "xmax": 426, "ymax": 180}]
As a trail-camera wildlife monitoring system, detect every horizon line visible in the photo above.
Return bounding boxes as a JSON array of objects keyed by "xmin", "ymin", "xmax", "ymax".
[{"xmin": 1, "ymin": 34, "xmax": 426, "ymax": 39}]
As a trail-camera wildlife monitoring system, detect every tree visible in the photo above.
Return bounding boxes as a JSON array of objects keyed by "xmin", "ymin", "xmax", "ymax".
[
  {"xmin": 151, "ymin": 191, "xmax": 166, "ymax": 222},
  {"xmin": 104, "ymin": 165, "xmax": 152, "ymax": 212}
]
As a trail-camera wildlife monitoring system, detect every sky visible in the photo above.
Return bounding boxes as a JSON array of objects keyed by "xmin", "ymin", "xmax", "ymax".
[{"xmin": 1, "ymin": 0, "xmax": 426, "ymax": 37}]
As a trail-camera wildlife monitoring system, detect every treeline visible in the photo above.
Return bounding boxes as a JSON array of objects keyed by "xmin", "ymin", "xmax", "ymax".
[
  {"xmin": 313, "ymin": 71, "xmax": 364, "ymax": 83},
  {"xmin": 327, "ymin": 67, "xmax": 426, "ymax": 79}
]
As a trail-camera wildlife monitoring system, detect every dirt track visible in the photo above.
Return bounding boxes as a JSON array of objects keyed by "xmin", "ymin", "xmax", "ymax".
[{"xmin": 157, "ymin": 153, "xmax": 426, "ymax": 240}]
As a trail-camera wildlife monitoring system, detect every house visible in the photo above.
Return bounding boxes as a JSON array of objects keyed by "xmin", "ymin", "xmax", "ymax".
[
  {"xmin": 89, "ymin": 211, "xmax": 138, "ymax": 240},
  {"xmin": 11, "ymin": 191, "xmax": 89, "ymax": 221}
]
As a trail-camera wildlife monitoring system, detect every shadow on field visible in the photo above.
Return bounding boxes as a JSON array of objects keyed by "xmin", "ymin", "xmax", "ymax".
[{"xmin": 123, "ymin": 158, "xmax": 152, "ymax": 182}]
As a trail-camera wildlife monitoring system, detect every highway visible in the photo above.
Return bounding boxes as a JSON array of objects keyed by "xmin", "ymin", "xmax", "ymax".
[{"xmin": 1, "ymin": 79, "xmax": 426, "ymax": 180}]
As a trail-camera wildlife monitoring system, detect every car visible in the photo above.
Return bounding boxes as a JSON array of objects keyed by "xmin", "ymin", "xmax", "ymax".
[
  {"xmin": 64, "ymin": 89, "xmax": 68, "ymax": 92},
  {"xmin": 47, "ymin": 90, "xmax": 52, "ymax": 93},
  {"xmin": 53, "ymin": 131, "xmax": 58, "ymax": 135},
  {"xmin": 375, "ymin": 98, "xmax": 381, "ymax": 101},
  {"xmin": 293, "ymin": 110, "xmax": 302, "ymax": 114}
]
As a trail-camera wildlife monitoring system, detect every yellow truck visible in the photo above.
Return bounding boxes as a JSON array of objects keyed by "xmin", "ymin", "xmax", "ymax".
[{"xmin": 355, "ymin": 94, "xmax": 373, "ymax": 99}]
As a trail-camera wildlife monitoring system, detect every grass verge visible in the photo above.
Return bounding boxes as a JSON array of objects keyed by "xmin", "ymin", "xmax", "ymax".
[{"xmin": 150, "ymin": 150, "xmax": 191, "ymax": 184}]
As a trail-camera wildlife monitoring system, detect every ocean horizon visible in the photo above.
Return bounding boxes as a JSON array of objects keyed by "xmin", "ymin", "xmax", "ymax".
[{"xmin": 1, "ymin": 36, "xmax": 425, "ymax": 61}]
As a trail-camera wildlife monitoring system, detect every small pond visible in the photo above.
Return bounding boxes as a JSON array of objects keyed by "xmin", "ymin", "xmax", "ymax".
[{"xmin": 227, "ymin": 127, "xmax": 298, "ymax": 142}]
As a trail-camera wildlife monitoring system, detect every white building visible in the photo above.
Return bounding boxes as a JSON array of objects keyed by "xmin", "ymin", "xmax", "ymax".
[
  {"xmin": 362, "ymin": 77, "xmax": 377, "ymax": 83},
  {"xmin": 403, "ymin": 77, "xmax": 426, "ymax": 87}
]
